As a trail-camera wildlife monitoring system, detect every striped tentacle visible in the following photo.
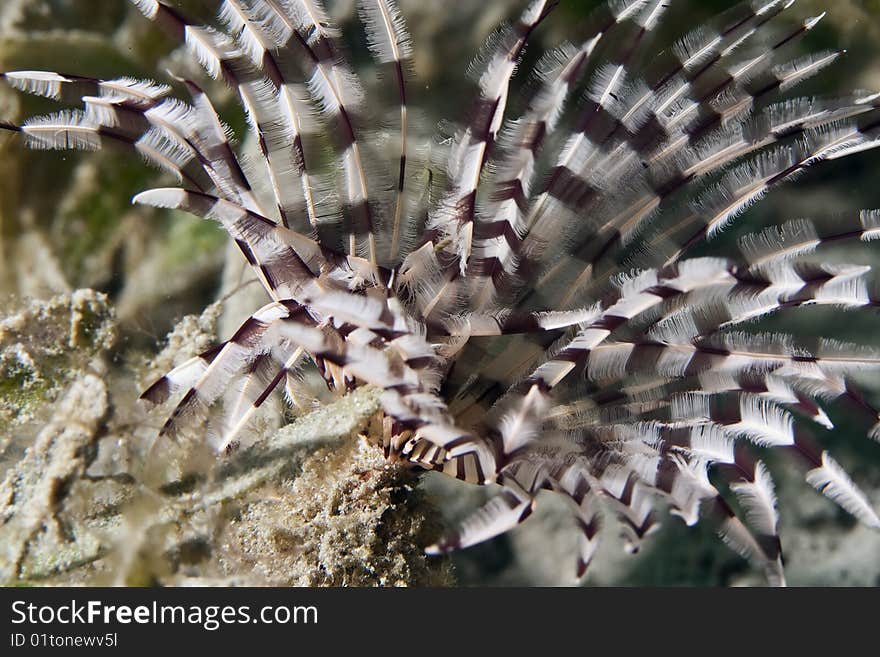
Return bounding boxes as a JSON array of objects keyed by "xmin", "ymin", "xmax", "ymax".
[
  {"xmin": 429, "ymin": 0, "xmax": 556, "ymax": 265},
  {"xmin": 644, "ymin": 261, "xmax": 878, "ymax": 342},
  {"xmin": 566, "ymin": 436, "xmax": 783, "ymax": 584},
  {"xmin": 617, "ymin": 0, "xmax": 794, "ymax": 150},
  {"xmin": 406, "ymin": 1, "xmax": 563, "ymax": 320},
  {"xmin": 645, "ymin": 11, "xmax": 828, "ymax": 150},
  {"xmin": 141, "ymin": 300, "xmax": 302, "ymax": 439},
  {"xmin": 550, "ymin": 461, "xmax": 603, "ymax": 577},
  {"xmin": 0, "ymin": 70, "xmax": 268, "ymax": 201},
  {"xmin": 278, "ymin": 0, "xmax": 381, "ymax": 266},
  {"xmin": 663, "ymin": 450, "xmax": 786, "ymax": 584},
  {"xmin": 589, "ymin": 55, "xmax": 860, "ymax": 267},
  {"xmin": 657, "ymin": 397, "xmax": 878, "ymax": 534},
  {"xmin": 0, "ymin": 106, "xmax": 209, "ymax": 193},
  {"xmin": 651, "ymin": 94, "xmax": 879, "ymax": 185},
  {"xmin": 441, "ymin": 259, "xmax": 736, "ymax": 473},
  {"xmin": 0, "ymin": 70, "xmax": 188, "ymax": 178},
  {"xmin": 539, "ymin": 334, "xmax": 879, "ymax": 446},
  {"xmin": 491, "ymin": 0, "xmax": 667, "ymax": 295},
  {"xmin": 528, "ymin": 94, "xmax": 877, "ymax": 308},
  {"xmin": 502, "ymin": 428, "xmax": 722, "ymax": 569},
  {"xmin": 568, "ymin": 115, "xmax": 880, "ymax": 290},
  {"xmin": 127, "ymin": 1, "xmax": 346, "ymax": 301},
  {"xmin": 128, "ymin": 1, "xmax": 248, "ymax": 88},
  {"xmin": 549, "ymin": 0, "xmax": 795, "ymax": 206},
  {"xmin": 212, "ymin": 342, "xmax": 308, "ymax": 452},
  {"xmin": 515, "ymin": 9, "xmax": 842, "ymax": 306},
  {"xmin": 696, "ymin": 371, "xmax": 833, "ymax": 429},
  {"xmin": 604, "ymin": 244, "xmax": 880, "ymax": 434},
  {"xmin": 559, "ymin": 0, "xmax": 670, "ymax": 170},
  {"xmin": 656, "ymin": 391, "xmax": 799, "ymax": 449},
  {"xmin": 805, "ymin": 451, "xmax": 880, "ymax": 528},
  {"xmin": 178, "ymin": 79, "xmax": 266, "ymax": 213},
  {"xmin": 547, "ymin": 375, "xmax": 835, "ymax": 433},
  {"xmin": 214, "ymin": 3, "xmax": 333, "ymax": 234},
  {"xmin": 134, "ymin": 188, "xmax": 320, "ymax": 301},
  {"xmin": 424, "ymin": 485, "xmax": 534, "ymax": 555},
  {"xmin": 0, "ymin": 73, "xmax": 237, "ymax": 194},
  {"xmin": 426, "ymin": 450, "xmax": 561, "ymax": 553},
  {"xmin": 739, "ymin": 209, "xmax": 880, "ymax": 268},
  {"xmin": 356, "ymin": 0, "xmax": 413, "ymax": 263},
  {"xmin": 133, "ymin": 186, "xmax": 404, "ymax": 298},
  {"xmin": 520, "ymin": 259, "xmax": 738, "ymax": 393},
  {"xmin": 573, "ymin": 333, "xmax": 880, "ymax": 386},
  {"xmin": 404, "ymin": 5, "xmax": 662, "ymax": 317},
  {"xmin": 639, "ymin": 10, "xmax": 834, "ymax": 166},
  {"xmin": 141, "ymin": 344, "xmax": 225, "ymax": 407},
  {"xmin": 78, "ymin": 95, "xmax": 220, "ymax": 191},
  {"xmin": 444, "ymin": 258, "xmax": 736, "ymax": 435},
  {"xmin": 669, "ymin": 90, "xmax": 877, "ymax": 176},
  {"xmin": 426, "ymin": 305, "xmax": 601, "ymax": 339},
  {"xmin": 433, "ymin": 430, "xmax": 664, "ymax": 577},
  {"xmin": 215, "ymin": 0, "xmax": 323, "ymax": 234},
  {"xmin": 130, "ymin": 0, "xmax": 321, "ymax": 232},
  {"xmin": 656, "ymin": 116, "xmax": 880, "ymax": 267},
  {"xmin": 565, "ymin": 343, "xmax": 880, "ymax": 465},
  {"xmin": 0, "ymin": 70, "xmax": 171, "ymax": 104},
  {"xmin": 469, "ymin": 37, "xmax": 599, "ymax": 309}
]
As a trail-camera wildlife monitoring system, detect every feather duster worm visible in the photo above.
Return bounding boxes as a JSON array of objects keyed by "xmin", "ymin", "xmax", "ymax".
[{"xmin": 3, "ymin": 0, "xmax": 880, "ymax": 585}]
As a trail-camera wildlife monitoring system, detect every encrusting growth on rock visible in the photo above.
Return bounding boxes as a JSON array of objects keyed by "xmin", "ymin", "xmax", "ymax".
[
  {"xmin": 0, "ymin": 298, "xmax": 452, "ymax": 586},
  {"xmin": 2, "ymin": 0, "xmax": 880, "ymax": 585},
  {"xmin": 219, "ymin": 428, "xmax": 454, "ymax": 586}
]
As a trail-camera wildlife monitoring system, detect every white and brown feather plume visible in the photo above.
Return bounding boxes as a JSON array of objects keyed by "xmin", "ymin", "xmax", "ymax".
[{"xmin": 3, "ymin": 0, "xmax": 880, "ymax": 585}]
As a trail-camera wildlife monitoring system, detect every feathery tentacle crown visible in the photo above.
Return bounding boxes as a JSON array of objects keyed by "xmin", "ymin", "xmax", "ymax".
[{"xmin": 4, "ymin": 0, "xmax": 880, "ymax": 585}]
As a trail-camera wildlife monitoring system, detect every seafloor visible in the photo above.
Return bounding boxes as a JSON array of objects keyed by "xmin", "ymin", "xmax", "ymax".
[{"xmin": 1, "ymin": 0, "xmax": 880, "ymax": 586}]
